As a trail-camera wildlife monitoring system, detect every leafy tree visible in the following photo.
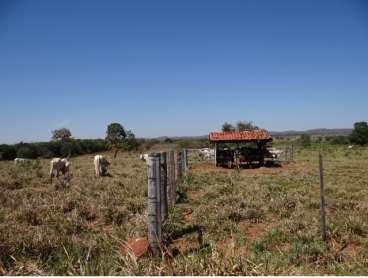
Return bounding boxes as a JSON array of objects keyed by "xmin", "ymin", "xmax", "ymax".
[
  {"xmin": 121, "ymin": 130, "xmax": 138, "ymax": 151},
  {"xmin": 222, "ymin": 122, "xmax": 236, "ymax": 132},
  {"xmin": 350, "ymin": 121, "xmax": 368, "ymax": 145},
  {"xmin": 236, "ymin": 121, "xmax": 259, "ymax": 131},
  {"xmin": 106, "ymin": 123, "xmax": 127, "ymax": 158},
  {"xmin": 52, "ymin": 128, "xmax": 72, "ymax": 141},
  {"xmin": 299, "ymin": 134, "xmax": 311, "ymax": 147}
]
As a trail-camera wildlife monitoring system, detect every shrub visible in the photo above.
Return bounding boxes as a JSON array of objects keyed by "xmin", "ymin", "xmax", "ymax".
[
  {"xmin": 329, "ymin": 136, "xmax": 350, "ymax": 145},
  {"xmin": 16, "ymin": 144, "xmax": 38, "ymax": 159},
  {"xmin": 0, "ymin": 145, "xmax": 16, "ymax": 160},
  {"xmin": 299, "ymin": 134, "xmax": 311, "ymax": 147}
]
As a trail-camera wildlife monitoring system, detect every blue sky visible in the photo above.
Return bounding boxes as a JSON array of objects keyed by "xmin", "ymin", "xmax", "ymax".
[{"xmin": 0, "ymin": 0, "xmax": 367, "ymax": 143}]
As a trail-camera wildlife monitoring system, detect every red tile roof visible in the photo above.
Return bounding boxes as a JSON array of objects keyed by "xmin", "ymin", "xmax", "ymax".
[{"xmin": 209, "ymin": 130, "xmax": 272, "ymax": 142}]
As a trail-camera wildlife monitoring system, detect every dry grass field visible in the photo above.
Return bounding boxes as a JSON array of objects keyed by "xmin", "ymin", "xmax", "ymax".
[{"xmin": 0, "ymin": 145, "xmax": 368, "ymax": 275}]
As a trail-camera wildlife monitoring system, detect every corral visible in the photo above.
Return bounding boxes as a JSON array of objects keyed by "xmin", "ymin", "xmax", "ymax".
[{"xmin": 0, "ymin": 145, "xmax": 368, "ymax": 275}]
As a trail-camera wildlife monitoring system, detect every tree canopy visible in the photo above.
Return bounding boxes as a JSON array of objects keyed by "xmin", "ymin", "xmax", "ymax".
[
  {"xmin": 106, "ymin": 123, "xmax": 127, "ymax": 158},
  {"xmin": 52, "ymin": 128, "xmax": 72, "ymax": 141},
  {"xmin": 222, "ymin": 121, "xmax": 259, "ymax": 132},
  {"xmin": 350, "ymin": 122, "xmax": 368, "ymax": 145}
]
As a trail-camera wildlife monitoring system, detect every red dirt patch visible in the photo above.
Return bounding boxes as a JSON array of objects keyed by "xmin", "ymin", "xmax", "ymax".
[
  {"xmin": 341, "ymin": 243, "xmax": 364, "ymax": 257},
  {"xmin": 182, "ymin": 210, "xmax": 193, "ymax": 222},
  {"xmin": 121, "ymin": 237, "xmax": 149, "ymax": 258},
  {"xmin": 187, "ymin": 191, "xmax": 204, "ymax": 200},
  {"xmin": 238, "ymin": 219, "xmax": 278, "ymax": 239},
  {"xmin": 246, "ymin": 223, "xmax": 268, "ymax": 239}
]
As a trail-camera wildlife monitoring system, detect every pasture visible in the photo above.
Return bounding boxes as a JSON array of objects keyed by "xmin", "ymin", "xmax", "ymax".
[{"xmin": 0, "ymin": 145, "xmax": 367, "ymax": 275}]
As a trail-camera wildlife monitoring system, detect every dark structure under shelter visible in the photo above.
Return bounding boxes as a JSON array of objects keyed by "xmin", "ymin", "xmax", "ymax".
[{"xmin": 209, "ymin": 130, "xmax": 273, "ymax": 168}]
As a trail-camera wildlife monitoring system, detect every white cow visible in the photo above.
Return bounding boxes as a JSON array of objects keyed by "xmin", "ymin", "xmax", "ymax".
[
  {"xmin": 268, "ymin": 148, "xmax": 284, "ymax": 159},
  {"xmin": 94, "ymin": 155, "xmax": 110, "ymax": 177},
  {"xmin": 348, "ymin": 145, "xmax": 354, "ymax": 149},
  {"xmin": 50, "ymin": 158, "xmax": 71, "ymax": 182},
  {"xmin": 198, "ymin": 148, "xmax": 215, "ymax": 159},
  {"xmin": 14, "ymin": 158, "xmax": 32, "ymax": 165},
  {"xmin": 139, "ymin": 153, "xmax": 149, "ymax": 162}
]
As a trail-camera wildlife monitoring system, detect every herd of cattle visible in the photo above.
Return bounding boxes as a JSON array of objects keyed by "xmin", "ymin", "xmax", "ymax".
[
  {"xmin": 13, "ymin": 152, "xmax": 163, "ymax": 183},
  {"xmin": 14, "ymin": 155, "xmax": 111, "ymax": 182}
]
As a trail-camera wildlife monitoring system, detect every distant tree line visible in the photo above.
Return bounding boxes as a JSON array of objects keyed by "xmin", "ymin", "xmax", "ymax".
[
  {"xmin": 298, "ymin": 121, "xmax": 368, "ymax": 147},
  {"xmin": 0, "ymin": 122, "xmax": 141, "ymax": 160},
  {"xmin": 0, "ymin": 139, "xmax": 109, "ymax": 160}
]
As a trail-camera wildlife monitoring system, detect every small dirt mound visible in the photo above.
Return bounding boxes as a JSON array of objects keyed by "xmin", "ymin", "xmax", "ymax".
[
  {"xmin": 237, "ymin": 220, "xmax": 275, "ymax": 239},
  {"xmin": 121, "ymin": 237, "xmax": 149, "ymax": 258}
]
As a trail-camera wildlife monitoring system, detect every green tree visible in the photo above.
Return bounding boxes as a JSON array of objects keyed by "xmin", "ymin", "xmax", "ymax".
[
  {"xmin": 350, "ymin": 122, "xmax": 368, "ymax": 145},
  {"xmin": 121, "ymin": 130, "xmax": 139, "ymax": 151},
  {"xmin": 52, "ymin": 128, "xmax": 72, "ymax": 141},
  {"xmin": 222, "ymin": 122, "xmax": 236, "ymax": 132},
  {"xmin": 299, "ymin": 134, "xmax": 311, "ymax": 147},
  {"xmin": 236, "ymin": 121, "xmax": 259, "ymax": 131},
  {"xmin": 106, "ymin": 123, "xmax": 127, "ymax": 158}
]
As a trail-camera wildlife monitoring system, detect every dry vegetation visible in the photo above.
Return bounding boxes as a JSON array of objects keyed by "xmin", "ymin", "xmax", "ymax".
[{"xmin": 0, "ymin": 145, "xmax": 368, "ymax": 275}]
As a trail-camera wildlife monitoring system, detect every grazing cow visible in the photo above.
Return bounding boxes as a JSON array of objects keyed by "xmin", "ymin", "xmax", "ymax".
[
  {"xmin": 348, "ymin": 145, "xmax": 354, "ymax": 149},
  {"xmin": 50, "ymin": 158, "xmax": 70, "ymax": 182},
  {"xmin": 94, "ymin": 155, "xmax": 110, "ymax": 177},
  {"xmin": 198, "ymin": 148, "xmax": 215, "ymax": 159},
  {"xmin": 139, "ymin": 153, "xmax": 149, "ymax": 162},
  {"xmin": 14, "ymin": 158, "xmax": 32, "ymax": 165}
]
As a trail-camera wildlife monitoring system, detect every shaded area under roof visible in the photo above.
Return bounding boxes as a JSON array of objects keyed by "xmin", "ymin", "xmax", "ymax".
[{"xmin": 209, "ymin": 130, "xmax": 272, "ymax": 143}]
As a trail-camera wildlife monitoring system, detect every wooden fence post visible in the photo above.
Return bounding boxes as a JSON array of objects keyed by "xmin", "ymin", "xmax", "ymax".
[
  {"xmin": 183, "ymin": 149, "xmax": 188, "ymax": 175},
  {"xmin": 147, "ymin": 153, "xmax": 162, "ymax": 256},
  {"xmin": 182, "ymin": 149, "xmax": 187, "ymax": 177},
  {"xmin": 176, "ymin": 150, "xmax": 183, "ymax": 185},
  {"xmin": 319, "ymin": 153, "xmax": 327, "ymax": 242},
  {"xmin": 291, "ymin": 144, "xmax": 294, "ymax": 162},
  {"xmin": 160, "ymin": 152, "xmax": 168, "ymax": 222},
  {"xmin": 167, "ymin": 151, "xmax": 175, "ymax": 205}
]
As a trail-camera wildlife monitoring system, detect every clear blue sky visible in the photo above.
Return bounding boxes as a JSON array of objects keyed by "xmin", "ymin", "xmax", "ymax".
[{"xmin": 1, "ymin": 0, "xmax": 367, "ymax": 143}]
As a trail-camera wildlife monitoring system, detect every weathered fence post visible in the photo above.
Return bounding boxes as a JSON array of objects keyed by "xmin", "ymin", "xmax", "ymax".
[
  {"xmin": 176, "ymin": 150, "xmax": 183, "ymax": 184},
  {"xmin": 319, "ymin": 153, "xmax": 327, "ymax": 242},
  {"xmin": 183, "ymin": 149, "xmax": 188, "ymax": 175},
  {"xmin": 181, "ymin": 149, "xmax": 187, "ymax": 177},
  {"xmin": 160, "ymin": 152, "xmax": 168, "ymax": 222},
  {"xmin": 291, "ymin": 144, "xmax": 294, "ymax": 162},
  {"xmin": 168, "ymin": 151, "xmax": 176, "ymax": 205},
  {"xmin": 285, "ymin": 146, "xmax": 291, "ymax": 163},
  {"xmin": 147, "ymin": 153, "xmax": 162, "ymax": 256}
]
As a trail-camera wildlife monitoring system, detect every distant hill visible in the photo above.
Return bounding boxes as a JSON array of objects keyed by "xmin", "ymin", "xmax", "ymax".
[
  {"xmin": 152, "ymin": 128, "xmax": 352, "ymax": 141},
  {"xmin": 270, "ymin": 128, "xmax": 352, "ymax": 137}
]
